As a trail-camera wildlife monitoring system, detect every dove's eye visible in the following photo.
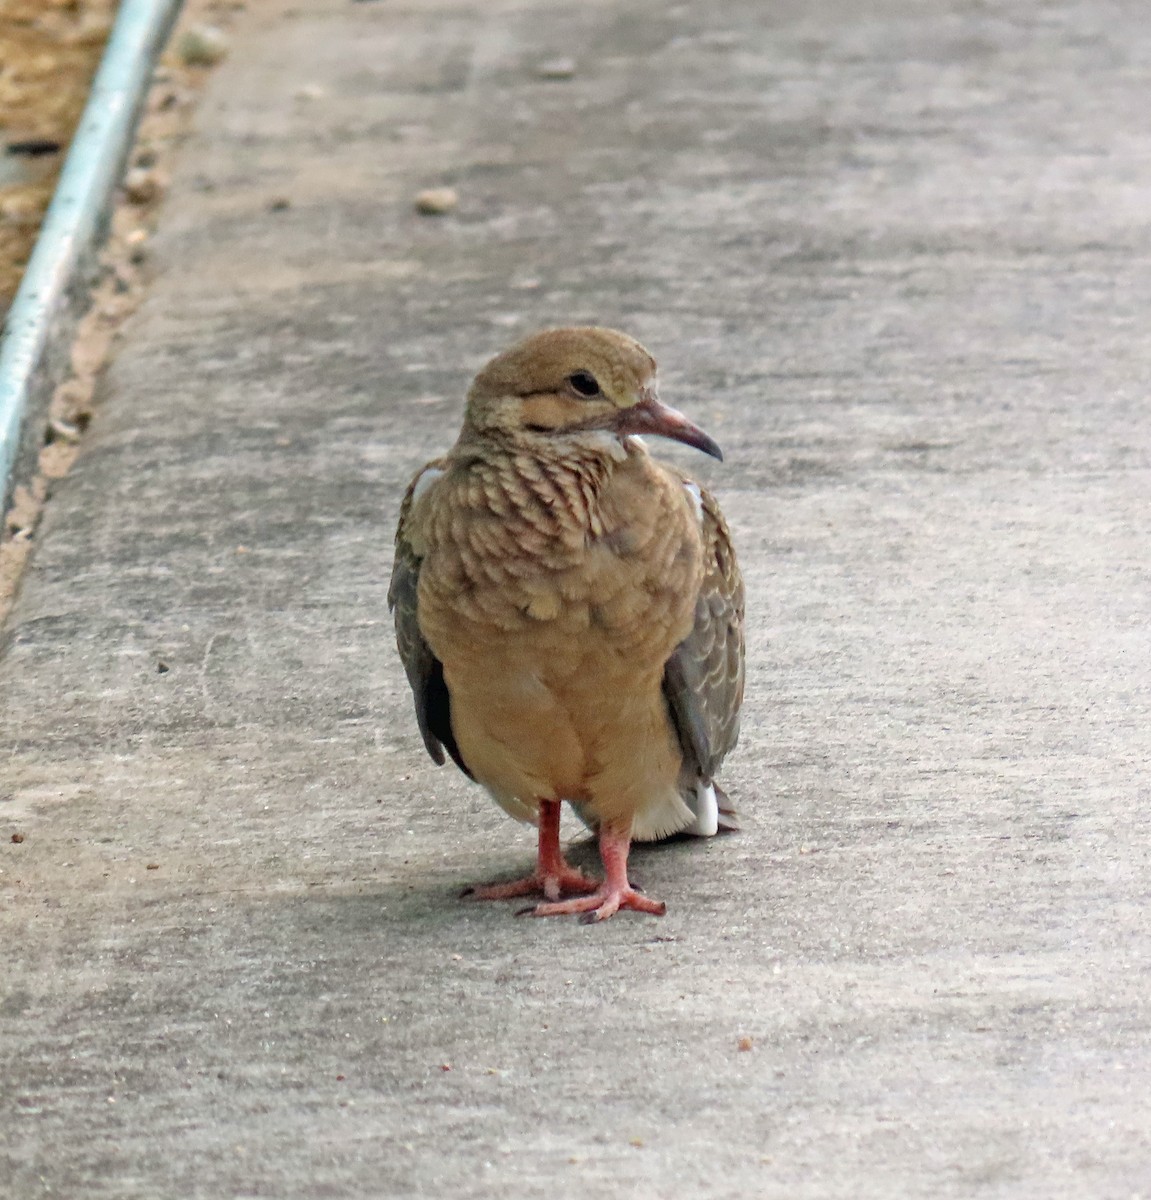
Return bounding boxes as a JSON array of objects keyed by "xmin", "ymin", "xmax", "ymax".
[{"xmin": 567, "ymin": 370, "xmax": 601, "ymax": 398}]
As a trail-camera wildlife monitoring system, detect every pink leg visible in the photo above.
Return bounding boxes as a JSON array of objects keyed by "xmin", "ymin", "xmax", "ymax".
[
  {"xmin": 526, "ymin": 821, "xmax": 666, "ymax": 922},
  {"xmin": 463, "ymin": 799, "xmax": 598, "ymax": 903}
]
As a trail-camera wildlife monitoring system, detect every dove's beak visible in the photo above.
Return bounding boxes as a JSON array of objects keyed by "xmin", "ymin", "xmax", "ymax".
[{"xmin": 613, "ymin": 390, "xmax": 724, "ymax": 461}]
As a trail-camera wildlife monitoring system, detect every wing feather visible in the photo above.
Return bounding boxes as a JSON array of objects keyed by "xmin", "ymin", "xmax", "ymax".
[
  {"xmin": 388, "ymin": 466, "xmax": 473, "ymax": 779},
  {"xmin": 663, "ymin": 483, "xmax": 745, "ymax": 793}
]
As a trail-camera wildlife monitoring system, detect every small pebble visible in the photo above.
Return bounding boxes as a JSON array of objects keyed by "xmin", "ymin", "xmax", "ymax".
[
  {"xmin": 536, "ymin": 57, "xmax": 576, "ymax": 80},
  {"xmin": 414, "ymin": 187, "xmax": 459, "ymax": 216},
  {"xmin": 1, "ymin": 195, "xmax": 40, "ymax": 226},
  {"xmin": 152, "ymin": 87, "xmax": 184, "ymax": 113},
  {"xmin": 738, "ymin": 1035, "xmax": 754, "ymax": 1052},
  {"xmin": 177, "ymin": 25, "xmax": 230, "ymax": 67},
  {"xmin": 11, "ymin": 833, "xmax": 25, "ymax": 844},
  {"xmin": 48, "ymin": 417, "xmax": 82, "ymax": 444},
  {"xmin": 123, "ymin": 167, "xmax": 165, "ymax": 205}
]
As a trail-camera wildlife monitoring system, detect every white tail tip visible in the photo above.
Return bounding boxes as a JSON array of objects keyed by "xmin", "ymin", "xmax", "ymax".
[{"xmin": 685, "ymin": 781, "xmax": 719, "ymax": 837}]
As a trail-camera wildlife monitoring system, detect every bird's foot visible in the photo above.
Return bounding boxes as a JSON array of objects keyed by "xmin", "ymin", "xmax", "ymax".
[
  {"xmin": 463, "ymin": 800, "xmax": 600, "ymax": 902},
  {"xmin": 462, "ymin": 863, "xmax": 599, "ymax": 904},
  {"xmin": 522, "ymin": 884, "xmax": 666, "ymax": 923}
]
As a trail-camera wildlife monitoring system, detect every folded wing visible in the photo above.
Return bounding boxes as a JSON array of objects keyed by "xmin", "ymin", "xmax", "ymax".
[
  {"xmin": 662, "ymin": 482, "xmax": 745, "ymax": 830},
  {"xmin": 388, "ymin": 469, "xmax": 473, "ymax": 779}
]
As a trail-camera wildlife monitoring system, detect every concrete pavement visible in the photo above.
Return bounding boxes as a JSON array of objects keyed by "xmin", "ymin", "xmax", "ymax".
[{"xmin": 2, "ymin": 0, "xmax": 1150, "ymax": 1196}]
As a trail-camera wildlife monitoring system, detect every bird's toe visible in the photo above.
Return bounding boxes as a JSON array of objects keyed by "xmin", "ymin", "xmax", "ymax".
[
  {"xmin": 464, "ymin": 864, "xmax": 599, "ymax": 904},
  {"xmin": 529, "ymin": 885, "xmax": 666, "ymax": 922}
]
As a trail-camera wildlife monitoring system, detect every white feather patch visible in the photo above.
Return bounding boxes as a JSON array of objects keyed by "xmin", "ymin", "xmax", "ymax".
[
  {"xmin": 571, "ymin": 789, "xmax": 695, "ymax": 843},
  {"xmin": 683, "ymin": 481, "xmax": 704, "ymax": 526},
  {"xmin": 683, "ymin": 782, "xmax": 719, "ymax": 837},
  {"xmin": 629, "ymin": 789, "xmax": 695, "ymax": 841},
  {"xmin": 411, "ymin": 465, "xmax": 444, "ymax": 504}
]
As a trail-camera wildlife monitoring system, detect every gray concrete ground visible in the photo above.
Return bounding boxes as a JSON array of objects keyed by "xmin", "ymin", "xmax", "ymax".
[{"xmin": 3, "ymin": 0, "xmax": 1150, "ymax": 1195}]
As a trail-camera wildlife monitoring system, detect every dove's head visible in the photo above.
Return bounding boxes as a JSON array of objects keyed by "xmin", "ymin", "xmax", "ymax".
[{"xmin": 463, "ymin": 326, "xmax": 722, "ymax": 461}]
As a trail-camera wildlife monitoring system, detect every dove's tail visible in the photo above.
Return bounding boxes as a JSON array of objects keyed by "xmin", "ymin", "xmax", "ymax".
[
  {"xmin": 714, "ymin": 782, "xmax": 741, "ymax": 833},
  {"xmin": 682, "ymin": 781, "xmax": 740, "ymax": 837}
]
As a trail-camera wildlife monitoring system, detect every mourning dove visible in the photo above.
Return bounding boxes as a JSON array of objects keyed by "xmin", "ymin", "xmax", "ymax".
[{"xmin": 389, "ymin": 327, "xmax": 744, "ymax": 921}]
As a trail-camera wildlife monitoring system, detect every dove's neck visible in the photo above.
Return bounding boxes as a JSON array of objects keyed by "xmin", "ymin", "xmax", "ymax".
[{"xmin": 452, "ymin": 428, "xmax": 644, "ymax": 542}]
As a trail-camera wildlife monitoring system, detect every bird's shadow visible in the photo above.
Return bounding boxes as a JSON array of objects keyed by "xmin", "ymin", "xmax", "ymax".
[{"xmin": 270, "ymin": 831, "xmax": 725, "ymax": 942}]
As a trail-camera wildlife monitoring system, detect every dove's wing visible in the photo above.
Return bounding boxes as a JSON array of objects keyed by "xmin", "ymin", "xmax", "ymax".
[
  {"xmin": 388, "ymin": 466, "xmax": 473, "ymax": 779},
  {"xmin": 663, "ymin": 481, "xmax": 745, "ymax": 829}
]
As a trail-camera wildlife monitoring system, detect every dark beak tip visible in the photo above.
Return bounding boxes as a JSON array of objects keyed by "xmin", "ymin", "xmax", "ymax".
[{"xmin": 688, "ymin": 427, "xmax": 724, "ymax": 462}]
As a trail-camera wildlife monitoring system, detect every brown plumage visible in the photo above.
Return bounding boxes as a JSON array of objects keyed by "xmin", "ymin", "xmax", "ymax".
[{"xmin": 389, "ymin": 327, "xmax": 744, "ymax": 921}]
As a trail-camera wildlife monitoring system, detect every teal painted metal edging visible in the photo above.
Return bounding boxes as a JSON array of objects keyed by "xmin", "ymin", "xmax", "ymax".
[{"xmin": 0, "ymin": 0, "xmax": 183, "ymax": 510}]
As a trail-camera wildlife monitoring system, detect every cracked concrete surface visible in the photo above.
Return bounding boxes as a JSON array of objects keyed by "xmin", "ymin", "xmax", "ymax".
[{"xmin": 2, "ymin": 1, "xmax": 1150, "ymax": 1196}]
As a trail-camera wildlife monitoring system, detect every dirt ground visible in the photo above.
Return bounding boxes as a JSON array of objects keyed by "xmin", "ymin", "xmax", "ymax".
[
  {"xmin": 0, "ymin": 0, "xmax": 231, "ymax": 621},
  {"xmin": 0, "ymin": 0, "xmax": 117, "ymax": 311}
]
